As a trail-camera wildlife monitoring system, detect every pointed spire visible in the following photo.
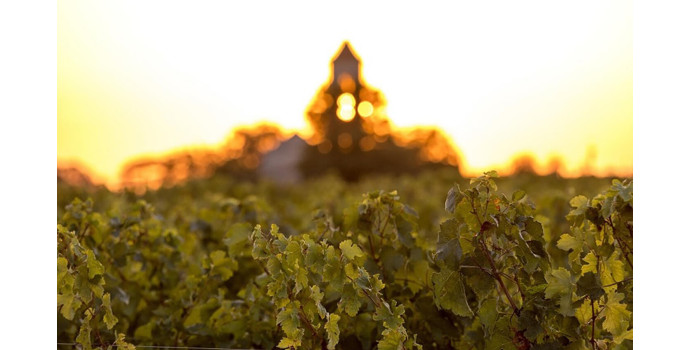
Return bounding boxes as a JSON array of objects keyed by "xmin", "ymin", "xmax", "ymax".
[{"xmin": 333, "ymin": 41, "xmax": 360, "ymax": 63}]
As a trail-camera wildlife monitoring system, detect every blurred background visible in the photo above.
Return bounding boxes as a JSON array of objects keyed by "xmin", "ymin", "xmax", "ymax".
[{"xmin": 58, "ymin": 1, "xmax": 632, "ymax": 192}]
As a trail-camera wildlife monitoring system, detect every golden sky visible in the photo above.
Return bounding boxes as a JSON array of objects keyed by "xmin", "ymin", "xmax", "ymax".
[{"xmin": 58, "ymin": 1, "xmax": 632, "ymax": 187}]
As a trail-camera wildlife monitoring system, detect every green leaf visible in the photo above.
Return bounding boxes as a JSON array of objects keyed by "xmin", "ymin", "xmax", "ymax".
[
  {"xmin": 478, "ymin": 298, "xmax": 498, "ymax": 333},
  {"xmin": 566, "ymin": 195, "xmax": 589, "ymax": 226},
  {"xmin": 545, "ymin": 268, "xmax": 573, "ymax": 298},
  {"xmin": 277, "ymin": 302, "xmax": 303, "ymax": 340},
  {"xmin": 512, "ymin": 190, "xmax": 526, "ymax": 201},
  {"xmin": 326, "ymin": 314, "xmax": 341, "ymax": 350},
  {"xmin": 310, "ymin": 286, "xmax": 327, "ymax": 319},
  {"xmin": 340, "ymin": 239, "xmax": 364, "ymax": 260},
  {"xmin": 545, "ymin": 268, "xmax": 575, "ymax": 316},
  {"xmin": 445, "ymin": 185, "xmax": 459, "ymax": 213},
  {"xmin": 373, "ymin": 300, "xmax": 405, "ymax": 329},
  {"xmin": 432, "ymin": 268, "xmax": 473, "ymax": 317},
  {"xmin": 222, "ymin": 223, "xmax": 251, "ymax": 255},
  {"xmin": 601, "ymin": 292, "xmax": 632, "ymax": 338},
  {"xmin": 601, "ymin": 251, "xmax": 626, "ymax": 288},
  {"xmin": 210, "ymin": 250, "xmax": 238, "ymax": 281},
  {"xmin": 305, "ymin": 242, "xmax": 325, "ymax": 272},
  {"xmin": 339, "ymin": 284, "xmax": 362, "ymax": 317},
  {"xmin": 324, "ymin": 246, "xmax": 346, "ymax": 292},
  {"xmin": 85, "ymin": 250, "xmax": 104, "ymax": 279},
  {"xmin": 436, "ymin": 218, "xmax": 463, "ymax": 269},
  {"xmin": 76, "ymin": 309, "xmax": 93, "ymax": 350},
  {"xmin": 102, "ymin": 293, "xmax": 118, "ymax": 330},
  {"xmin": 524, "ymin": 217, "xmax": 544, "ymax": 239},
  {"xmin": 277, "ymin": 337, "xmax": 302, "ymax": 349},
  {"xmin": 134, "ymin": 320, "xmax": 155, "ymax": 340},
  {"xmin": 574, "ymin": 300, "xmax": 594, "ymax": 326},
  {"xmin": 557, "ymin": 234, "xmax": 582, "ymax": 252},
  {"xmin": 113, "ymin": 333, "xmax": 136, "ymax": 350},
  {"xmin": 576, "ymin": 273, "xmax": 604, "ymax": 300},
  {"xmin": 378, "ymin": 327, "xmax": 406, "ymax": 350},
  {"xmin": 57, "ymin": 292, "xmax": 80, "ymax": 320},
  {"xmin": 581, "ymin": 252, "xmax": 598, "ymax": 275}
]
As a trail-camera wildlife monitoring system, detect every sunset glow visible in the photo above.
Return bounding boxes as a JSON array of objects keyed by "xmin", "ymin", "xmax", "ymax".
[{"xmin": 58, "ymin": 1, "xmax": 632, "ymax": 188}]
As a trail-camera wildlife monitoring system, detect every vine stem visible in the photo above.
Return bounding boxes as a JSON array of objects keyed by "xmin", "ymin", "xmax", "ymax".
[
  {"xmin": 469, "ymin": 194, "xmax": 521, "ymax": 316},
  {"xmin": 606, "ymin": 218, "xmax": 632, "ymax": 268},
  {"xmin": 298, "ymin": 306, "xmax": 326, "ymax": 350},
  {"xmin": 478, "ymin": 235, "xmax": 520, "ymax": 317}
]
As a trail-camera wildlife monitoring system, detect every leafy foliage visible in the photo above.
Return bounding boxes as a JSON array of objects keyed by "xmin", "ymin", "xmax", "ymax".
[{"xmin": 58, "ymin": 170, "xmax": 631, "ymax": 349}]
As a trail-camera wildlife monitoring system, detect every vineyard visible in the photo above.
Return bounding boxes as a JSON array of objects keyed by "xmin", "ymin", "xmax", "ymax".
[{"xmin": 57, "ymin": 169, "xmax": 632, "ymax": 349}]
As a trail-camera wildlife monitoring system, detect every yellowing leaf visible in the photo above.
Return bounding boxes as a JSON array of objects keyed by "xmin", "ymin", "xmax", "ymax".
[
  {"xmin": 326, "ymin": 314, "xmax": 341, "ymax": 350},
  {"xmin": 581, "ymin": 252, "xmax": 598, "ymax": 275},
  {"xmin": 86, "ymin": 250, "xmax": 104, "ymax": 279},
  {"xmin": 602, "ymin": 292, "xmax": 632, "ymax": 337},
  {"xmin": 340, "ymin": 240, "xmax": 364, "ymax": 260},
  {"xmin": 557, "ymin": 234, "xmax": 582, "ymax": 252},
  {"xmin": 277, "ymin": 337, "xmax": 302, "ymax": 349},
  {"xmin": 102, "ymin": 293, "xmax": 118, "ymax": 330}
]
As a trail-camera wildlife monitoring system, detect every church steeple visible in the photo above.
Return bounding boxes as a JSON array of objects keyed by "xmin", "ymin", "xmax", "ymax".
[{"xmin": 331, "ymin": 41, "xmax": 361, "ymax": 86}]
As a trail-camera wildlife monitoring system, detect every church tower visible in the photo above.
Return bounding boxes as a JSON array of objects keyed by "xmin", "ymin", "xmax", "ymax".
[{"xmin": 331, "ymin": 42, "xmax": 361, "ymax": 87}]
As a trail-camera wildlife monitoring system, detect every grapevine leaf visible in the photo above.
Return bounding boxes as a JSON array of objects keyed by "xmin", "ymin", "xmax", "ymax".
[
  {"xmin": 102, "ymin": 293, "xmax": 118, "ymax": 330},
  {"xmin": 340, "ymin": 239, "xmax": 364, "ymax": 260},
  {"xmin": 326, "ymin": 314, "xmax": 341, "ymax": 350},
  {"xmin": 436, "ymin": 218, "xmax": 463, "ymax": 269},
  {"xmin": 512, "ymin": 190, "xmax": 526, "ymax": 201},
  {"xmin": 566, "ymin": 195, "xmax": 589, "ymax": 226},
  {"xmin": 545, "ymin": 268, "xmax": 573, "ymax": 298},
  {"xmin": 57, "ymin": 292, "xmax": 80, "ymax": 320},
  {"xmin": 432, "ymin": 268, "xmax": 473, "ymax": 317},
  {"xmin": 581, "ymin": 252, "xmax": 598, "ymax": 275},
  {"xmin": 545, "ymin": 268, "xmax": 575, "ymax": 316},
  {"xmin": 305, "ymin": 242, "xmax": 325, "ymax": 272},
  {"xmin": 76, "ymin": 309, "xmax": 93, "ymax": 350},
  {"xmin": 526, "ymin": 240, "xmax": 547, "ymax": 258},
  {"xmin": 277, "ymin": 302, "xmax": 303, "ymax": 340},
  {"xmin": 210, "ymin": 250, "xmax": 238, "ymax": 281},
  {"xmin": 113, "ymin": 333, "xmax": 136, "ymax": 350},
  {"xmin": 574, "ymin": 300, "xmax": 592, "ymax": 326},
  {"xmin": 575, "ymin": 273, "xmax": 604, "ymax": 300},
  {"xmin": 222, "ymin": 222, "xmax": 251, "ymax": 255},
  {"xmin": 86, "ymin": 250, "xmax": 104, "ymax": 279},
  {"xmin": 373, "ymin": 300, "xmax": 405, "ymax": 329},
  {"xmin": 324, "ymin": 246, "xmax": 346, "ymax": 292},
  {"xmin": 445, "ymin": 185, "xmax": 459, "ymax": 213},
  {"xmin": 556, "ymin": 234, "xmax": 582, "ymax": 253},
  {"xmin": 524, "ymin": 217, "xmax": 544, "ymax": 239},
  {"xmin": 478, "ymin": 298, "xmax": 498, "ymax": 333},
  {"xmin": 285, "ymin": 240, "xmax": 302, "ymax": 268},
  {"xmin": 601, "ymin": 251, "xmax": 626, "ymax": 287},
  {"xmin": 277, "ymin": 337, "xmax": 302, "ymax": 349},
  {"xmin": 614, "ymin": 329, "xmax": 633, "ymax": 343},
  {"xmin": 310, "ymin": 286, "xmax": 327, "ymax": 319},
  {"xmin": 295, "ymin": 267, "xmax": 309, "ymax": 294},
  {"xmin": 134, "ymin": 320, "xmax": 155, "ymax": 340},
  {"xmin": 339, "ymin": 284, "xmax": 362, "ymax": 317},
  {"xmin": 378, "ymin": 327, "xmax": 406, "ymax": 350},
  {"xmin": 602, "ymin": 292, "xmax": 631, "ymax": 337},
  {"xmin": 57, "ymin": 257, "xmax": 69, "ymax": 284}
]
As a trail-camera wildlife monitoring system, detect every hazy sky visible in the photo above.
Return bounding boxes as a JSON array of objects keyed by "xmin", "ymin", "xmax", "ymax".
[{"xmin": 58, "ymin": 0, "xmax": 632, "ymax": 187}]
